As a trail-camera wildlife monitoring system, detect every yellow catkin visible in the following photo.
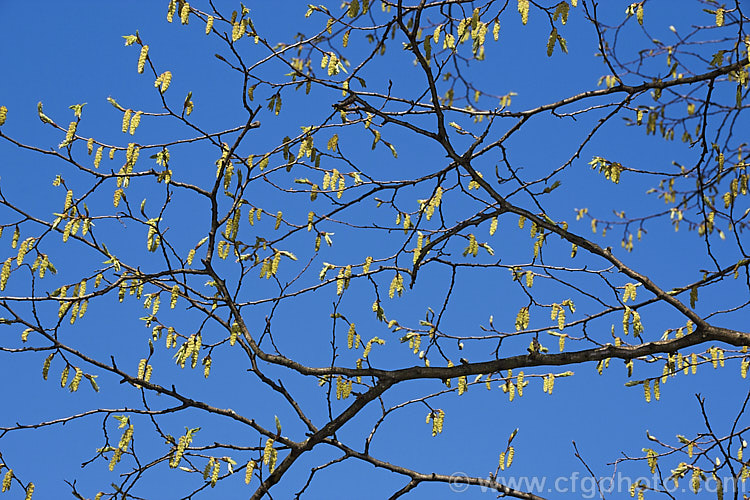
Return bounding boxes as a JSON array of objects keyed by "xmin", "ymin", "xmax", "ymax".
[
  {"xmin": 232, "ymin": 21, "xmax": 246, "ymax": 41},
  {"xmin": 137, "ymin": 45, "xmax": 149, "ymax": 73},
  {"xmin": 347, "ymin": 323, "xmax": 356, "ymax": 349},
  {"xmin": 1, "ymin": 258, "xmax": 13, "ymax": 291},
  {"xmin": 129, "ymin": 111, "xmax": 142, "ymax": 135},
  {"xmin": 94, "ymin": 146, "xmax": 103, "ymax": 167},
  {"xmin": 180, "ymin": 2, "xmax": 190, "ymax": 24},
  {"xmin": 458, "ymin": 376, "xmax": 468, "ymax": 395},
  {"xmin": 170, "ymin": 284, "xmax": 179, "ymax": 308},
  {"xmin": 158, "ymin": 71, "xmax": 172, "ymax": 92},
  {"xmin": 245, "ymin": 460, "xmax": 255, "ymax": 484},
  {"xmin": 24, "ymin": 483, "xmax": 34, "ymax": 500},
  {"xmin": 2, "ymin": 469, "xmax": 12, "ymax": 492},
  {"xmin": 61, "ymin": 121, "xmax": 77, "ymax": 147},
  {"xmin": 167, "ymin": 0, "xmax": 176, "ymax": 22},
  {"xmin": 275, "ymin": 211, "xmax": 282, "ymax": 230},
  {"xmin": 122, "ymin": 109, "xmax": 132, "ymax": 132}
]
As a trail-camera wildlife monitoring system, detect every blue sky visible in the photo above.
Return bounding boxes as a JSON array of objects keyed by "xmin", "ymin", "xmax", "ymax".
[{"xmin": 1, "ymin": 1, "xmax": 749, "ymax": 499}]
